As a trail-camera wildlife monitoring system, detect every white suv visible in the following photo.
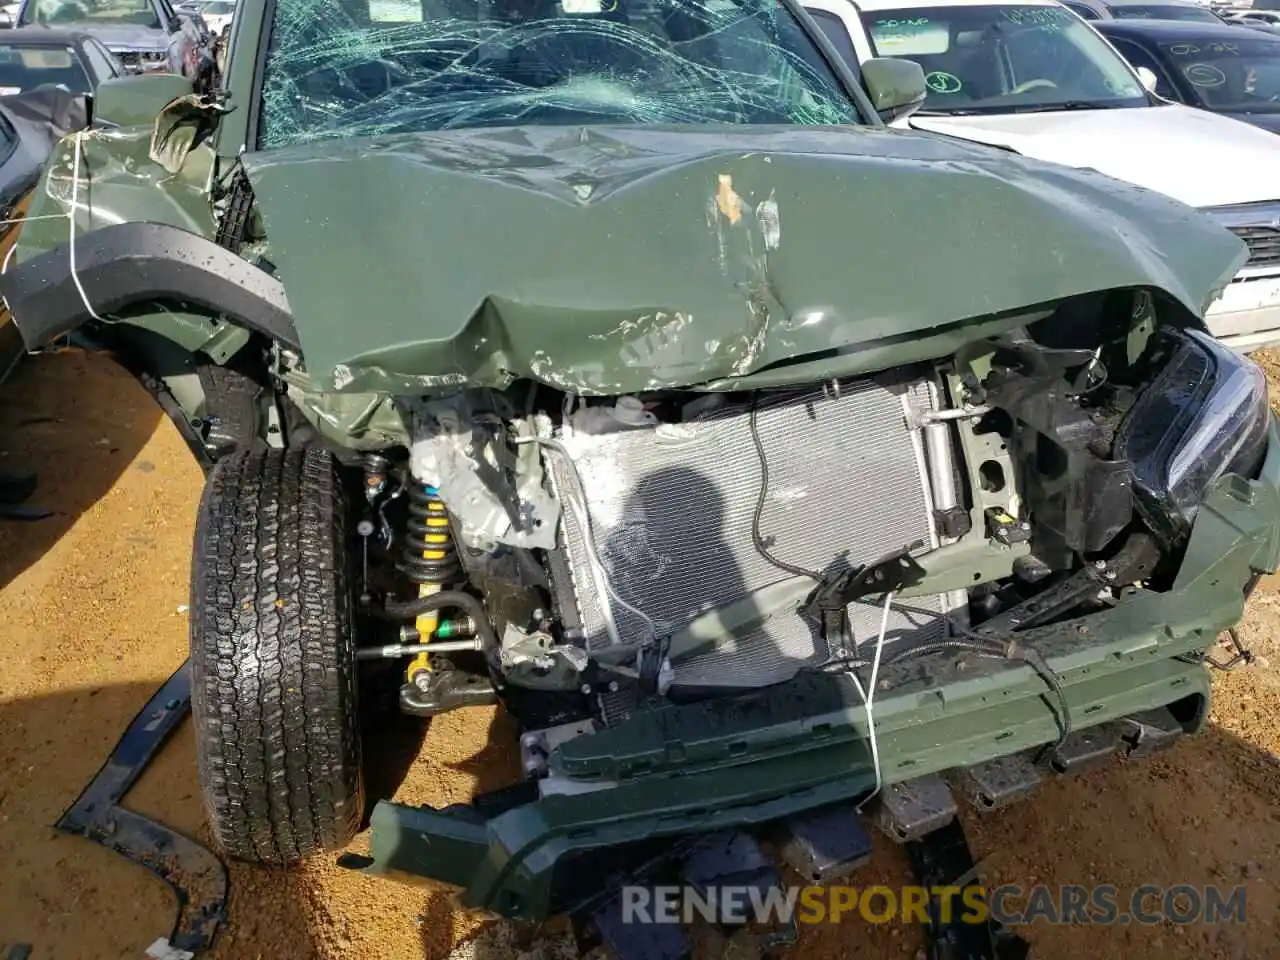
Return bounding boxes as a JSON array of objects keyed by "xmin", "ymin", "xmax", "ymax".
[{"xmin": 804, "ymin": 0, "xmax": 1280, "ymax": 351}]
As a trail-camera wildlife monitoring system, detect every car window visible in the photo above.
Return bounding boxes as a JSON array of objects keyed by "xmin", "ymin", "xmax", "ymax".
[
  {"xmin": 21, "ymin": 0, "xmax": 162, "ymax": 28},
  {"xmin": 0, "ymin": 114, "xmax": 16, "ymax": 166},
  {"xmin": 1109, "ymin": 4, "xmax": 1222, "ymax": 22},
  {"xmin": 0, "ymin": 42, "xmax": 92, "ymax": 93},
  {"xmin": 1064, "ymin": 2, "xmax": 1101, "ymax": 20},
  {"xmin": 805, "ymin": 8, "xmax": 862, "ymax": 74},
  {"xmin": 257, "ymin": 0, "xmax": 868, "ymax": 149},
  {"xmin": 860, "ymin": 4, "xmax": 1147, "ymax": 113},
  {"xmin": 1106, "ymin": 36, "xmax": 1177, "ymax": 97},
  {"xmin": 81, "ymin": 37, "xmax": 120, "ymax": 80},
  {"xmin": 1157, "ymin": 35, "xmax": 1280, "ymax": 111}
]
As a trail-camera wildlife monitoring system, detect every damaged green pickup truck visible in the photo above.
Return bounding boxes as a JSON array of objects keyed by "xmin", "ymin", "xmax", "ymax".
[{"xmin": 2, "ymin": 0, "xmax": 1279, "ymax": 952}]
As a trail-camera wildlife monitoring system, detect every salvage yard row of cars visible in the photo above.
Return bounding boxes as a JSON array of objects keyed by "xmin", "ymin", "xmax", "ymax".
[{"xmin": 8, "ymin": 0, "xmax": 1280, "ymax": 955}]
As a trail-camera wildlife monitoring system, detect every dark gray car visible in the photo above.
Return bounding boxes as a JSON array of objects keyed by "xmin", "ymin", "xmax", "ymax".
[
  {"xmin": 1064, "ymin": 0, "xmax": 1226, "ymax": 20},
  {"xmin": 1097, "ymin": 18, "xmax": 1280, "ymax": 133},
  {"xmin": 13, "ymin": 0, "xmax": 211, "ymax": 81}
]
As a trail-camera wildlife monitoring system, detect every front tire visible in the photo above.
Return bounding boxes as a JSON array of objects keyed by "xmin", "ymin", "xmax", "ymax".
[{"xmin": 190, "ymin": 446, "xmax": 363, "ymax": 864}]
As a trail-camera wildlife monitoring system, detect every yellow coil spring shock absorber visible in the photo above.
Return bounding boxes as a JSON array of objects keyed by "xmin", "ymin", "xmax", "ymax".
[{"xmin": 397, "ymin": 483, "xmax": 461, "ymax": 686}]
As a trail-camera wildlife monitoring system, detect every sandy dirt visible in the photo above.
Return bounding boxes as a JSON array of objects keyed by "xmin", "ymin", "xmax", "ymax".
[{"xmin": 0, "ymin": 347, "xmax": 1278, "ymax": 960}]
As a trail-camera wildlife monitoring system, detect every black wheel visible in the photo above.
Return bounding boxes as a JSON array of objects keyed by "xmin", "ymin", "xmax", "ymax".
[{"xmin": 190, "ymin": 446, "xmax": 363, "ymax": 863}]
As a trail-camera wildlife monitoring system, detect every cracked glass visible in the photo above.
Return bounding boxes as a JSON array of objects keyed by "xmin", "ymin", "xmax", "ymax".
[{"xmin": 256, "ymin": 0, "xmax": 867, "ymax": 149}]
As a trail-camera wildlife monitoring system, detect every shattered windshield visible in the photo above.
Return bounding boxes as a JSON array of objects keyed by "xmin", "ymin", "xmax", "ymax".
[
  {"xmin": 861, "ymin": 4, "xmax": 1149, "ymax": 114},
  {"xmin": 20, "ymin": 0, "xmax": 161, "ymax": 27},
  {"xmin": 257, "ymin": 0, "xmax": 866, "ymax": 148}
]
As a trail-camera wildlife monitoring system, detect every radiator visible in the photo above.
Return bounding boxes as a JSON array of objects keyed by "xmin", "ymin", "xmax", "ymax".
[{"xmin": 547, "ymin": 374, "xmax": 951, "ymax": 717}]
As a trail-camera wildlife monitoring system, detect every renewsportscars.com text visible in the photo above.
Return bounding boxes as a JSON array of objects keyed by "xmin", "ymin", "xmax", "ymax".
[{"xmin": 620, "ymin": 883, "xmax": 1247, "ymax": 927}]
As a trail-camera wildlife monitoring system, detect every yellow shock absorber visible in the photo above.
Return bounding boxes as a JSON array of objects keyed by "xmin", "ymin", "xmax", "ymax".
[{"xmin": 403, "ymin": 484, "xmax": 460, "ymax": 683}]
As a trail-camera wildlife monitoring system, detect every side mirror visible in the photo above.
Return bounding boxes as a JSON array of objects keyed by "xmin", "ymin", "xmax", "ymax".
[
  {"xmin": 1136, "ymin": 66, "xmax": 1158, "ymax": 93},
  {"xmin": 861, "ymin": 57, "xmax": 927, "ymax": 124},
  {"xmin": 92, "ymin": 72, "xmax": 194, "ymax": 127}
]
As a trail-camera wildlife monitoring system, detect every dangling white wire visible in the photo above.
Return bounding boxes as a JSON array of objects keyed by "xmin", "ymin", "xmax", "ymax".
[
  {"xmin": 68, "ymin": 130, "xmax": 102, "ymax": 322},
  {"xmin": 852, "ymin": 590, "xmax": 895, "ymax": 813},
  {"xmin": 1, "ymin": 213, "xmax": 77, "ymax": 281}
]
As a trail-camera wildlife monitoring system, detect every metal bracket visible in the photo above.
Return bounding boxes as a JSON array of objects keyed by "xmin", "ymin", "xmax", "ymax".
[
  {"xmin": 778, "ymin": 801, "xmax": 874, "ymax": 884},
  {"xmin": 906, "ymin": 819, "xmax": 1032, "ymax": 960},
  {"xmin": 949, "ymin": 753, "xmax": 1044, "ymax": 812},
  {"xmin": 1121, "ymin": 706, "xmax": 1185, "ymax": 759},
  {"xmin": 876, "ymin": 775, "xmax": 959, "ymax": 843},
  {"xmin": 54, "ymin": 662, "xmax": 228, "ymax": 955}
]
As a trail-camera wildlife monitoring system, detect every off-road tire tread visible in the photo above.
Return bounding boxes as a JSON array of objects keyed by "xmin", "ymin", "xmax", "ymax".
[{"xmin": 191, "ymin": 446, "xmax": 362, "ymax": 863}]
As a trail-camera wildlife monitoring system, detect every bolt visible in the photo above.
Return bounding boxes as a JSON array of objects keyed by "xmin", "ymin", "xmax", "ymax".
[
  {"xmin": 413, "ymin": 671, "xmax": 432, "ymax": 692},
  {"xmin": 522, "ymin": 758, "xmax": 547, "ymax": 779},
  {"xmin": 580, "ymin": 683, "xmax": 592, "ymax": 695},
  {"xmin": 1094, "ymin": 560, "xmax": 1107, "ymax": 570},
  {"xmin": 608, "ymin": 681, "xmax": 619, "ymax": 693}
]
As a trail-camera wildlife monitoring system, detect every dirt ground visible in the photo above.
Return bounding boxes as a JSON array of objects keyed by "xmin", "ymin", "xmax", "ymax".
[{"xmin": 1, "ymin": 347, "xmax": 1279, "ymax": 960}]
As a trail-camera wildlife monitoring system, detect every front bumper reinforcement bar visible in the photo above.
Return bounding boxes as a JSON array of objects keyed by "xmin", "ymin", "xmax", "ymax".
[{"xmin": 54, "ymin": 662, "xmax": 228, "ymax": 958}]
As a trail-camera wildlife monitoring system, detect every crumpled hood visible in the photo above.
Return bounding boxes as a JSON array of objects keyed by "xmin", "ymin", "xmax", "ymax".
[
  {"xmin": 909, "ymin": 104, "xmax": 1280, "ymax": 209},
  {"xmin": 240, "ymin": 124, "xmax": 1246, "ymax": 395}
]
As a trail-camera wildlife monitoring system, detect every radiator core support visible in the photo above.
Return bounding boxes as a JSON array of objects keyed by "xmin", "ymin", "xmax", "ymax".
[{"xmin": 546, "ymin": 375, "xmax": 953, "ymax": 722}]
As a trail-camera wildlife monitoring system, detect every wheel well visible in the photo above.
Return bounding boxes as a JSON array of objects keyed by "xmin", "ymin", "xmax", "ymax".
[{"xmin": 73, "ymin": 322, "xmax": 327, "ymax": 467}]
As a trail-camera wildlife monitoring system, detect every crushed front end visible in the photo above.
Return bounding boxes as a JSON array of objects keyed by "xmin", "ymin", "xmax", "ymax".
[
  {"xmin": 5, "ymin": 116, "xmax": 1278, "ymax": 947},
  {"xmin": 339, "ymin": 296, "xmax": 1280, "ymax": 921}
]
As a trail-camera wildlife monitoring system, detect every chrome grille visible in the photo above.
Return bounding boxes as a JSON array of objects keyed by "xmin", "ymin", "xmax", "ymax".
[
  {"xmin": 547, "ymin": 375, "xmax": 950, "ymax": 721},
  {"xmin": 1205, "ymin": 201, "xmax": 1280, "ymax": 273},
  {"xmin": 1229, "ymin": 224, "xmax": 1280, "ymax": 271}
]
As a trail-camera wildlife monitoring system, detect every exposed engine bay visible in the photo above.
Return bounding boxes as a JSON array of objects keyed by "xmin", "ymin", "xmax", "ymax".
[{"xmin": 340, "ymin": 292, "xmax": 1269, "ymax": 787}]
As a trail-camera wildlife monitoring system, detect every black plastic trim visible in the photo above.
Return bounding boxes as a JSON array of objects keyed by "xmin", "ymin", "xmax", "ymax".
[{"xmin": 0, "ymin": 221, "xmax": 298, "ymax": 351}]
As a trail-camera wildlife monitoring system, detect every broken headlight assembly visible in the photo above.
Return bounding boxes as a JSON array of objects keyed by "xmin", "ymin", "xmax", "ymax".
[{"xmin": 1115, "ymin": 328, "xmax": 1269, "ymax": 544}]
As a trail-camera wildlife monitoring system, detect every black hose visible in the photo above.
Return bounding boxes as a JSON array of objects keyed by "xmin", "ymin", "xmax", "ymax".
[
  {"xmin": 749, "ymin": 394, "xmax": 824, "ymax": 582},
  {"xmin": 370, "ymin": 590, "xmax": 501, "ymax": 665},
  {"xmin": 886, "ymin": 636, "xmax": 1074, "ymax": 758}
]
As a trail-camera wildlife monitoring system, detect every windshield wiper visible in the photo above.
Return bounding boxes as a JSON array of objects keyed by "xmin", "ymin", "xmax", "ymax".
[{"xmin": 1004, "ymin": 100, "xmax": 1132, "ymax": 114}]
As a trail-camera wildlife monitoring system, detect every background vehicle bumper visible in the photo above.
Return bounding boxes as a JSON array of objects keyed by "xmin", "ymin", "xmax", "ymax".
[{"xmin": 1207, "ymin": 273, "xmax": 1280, "ymax": 351}]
